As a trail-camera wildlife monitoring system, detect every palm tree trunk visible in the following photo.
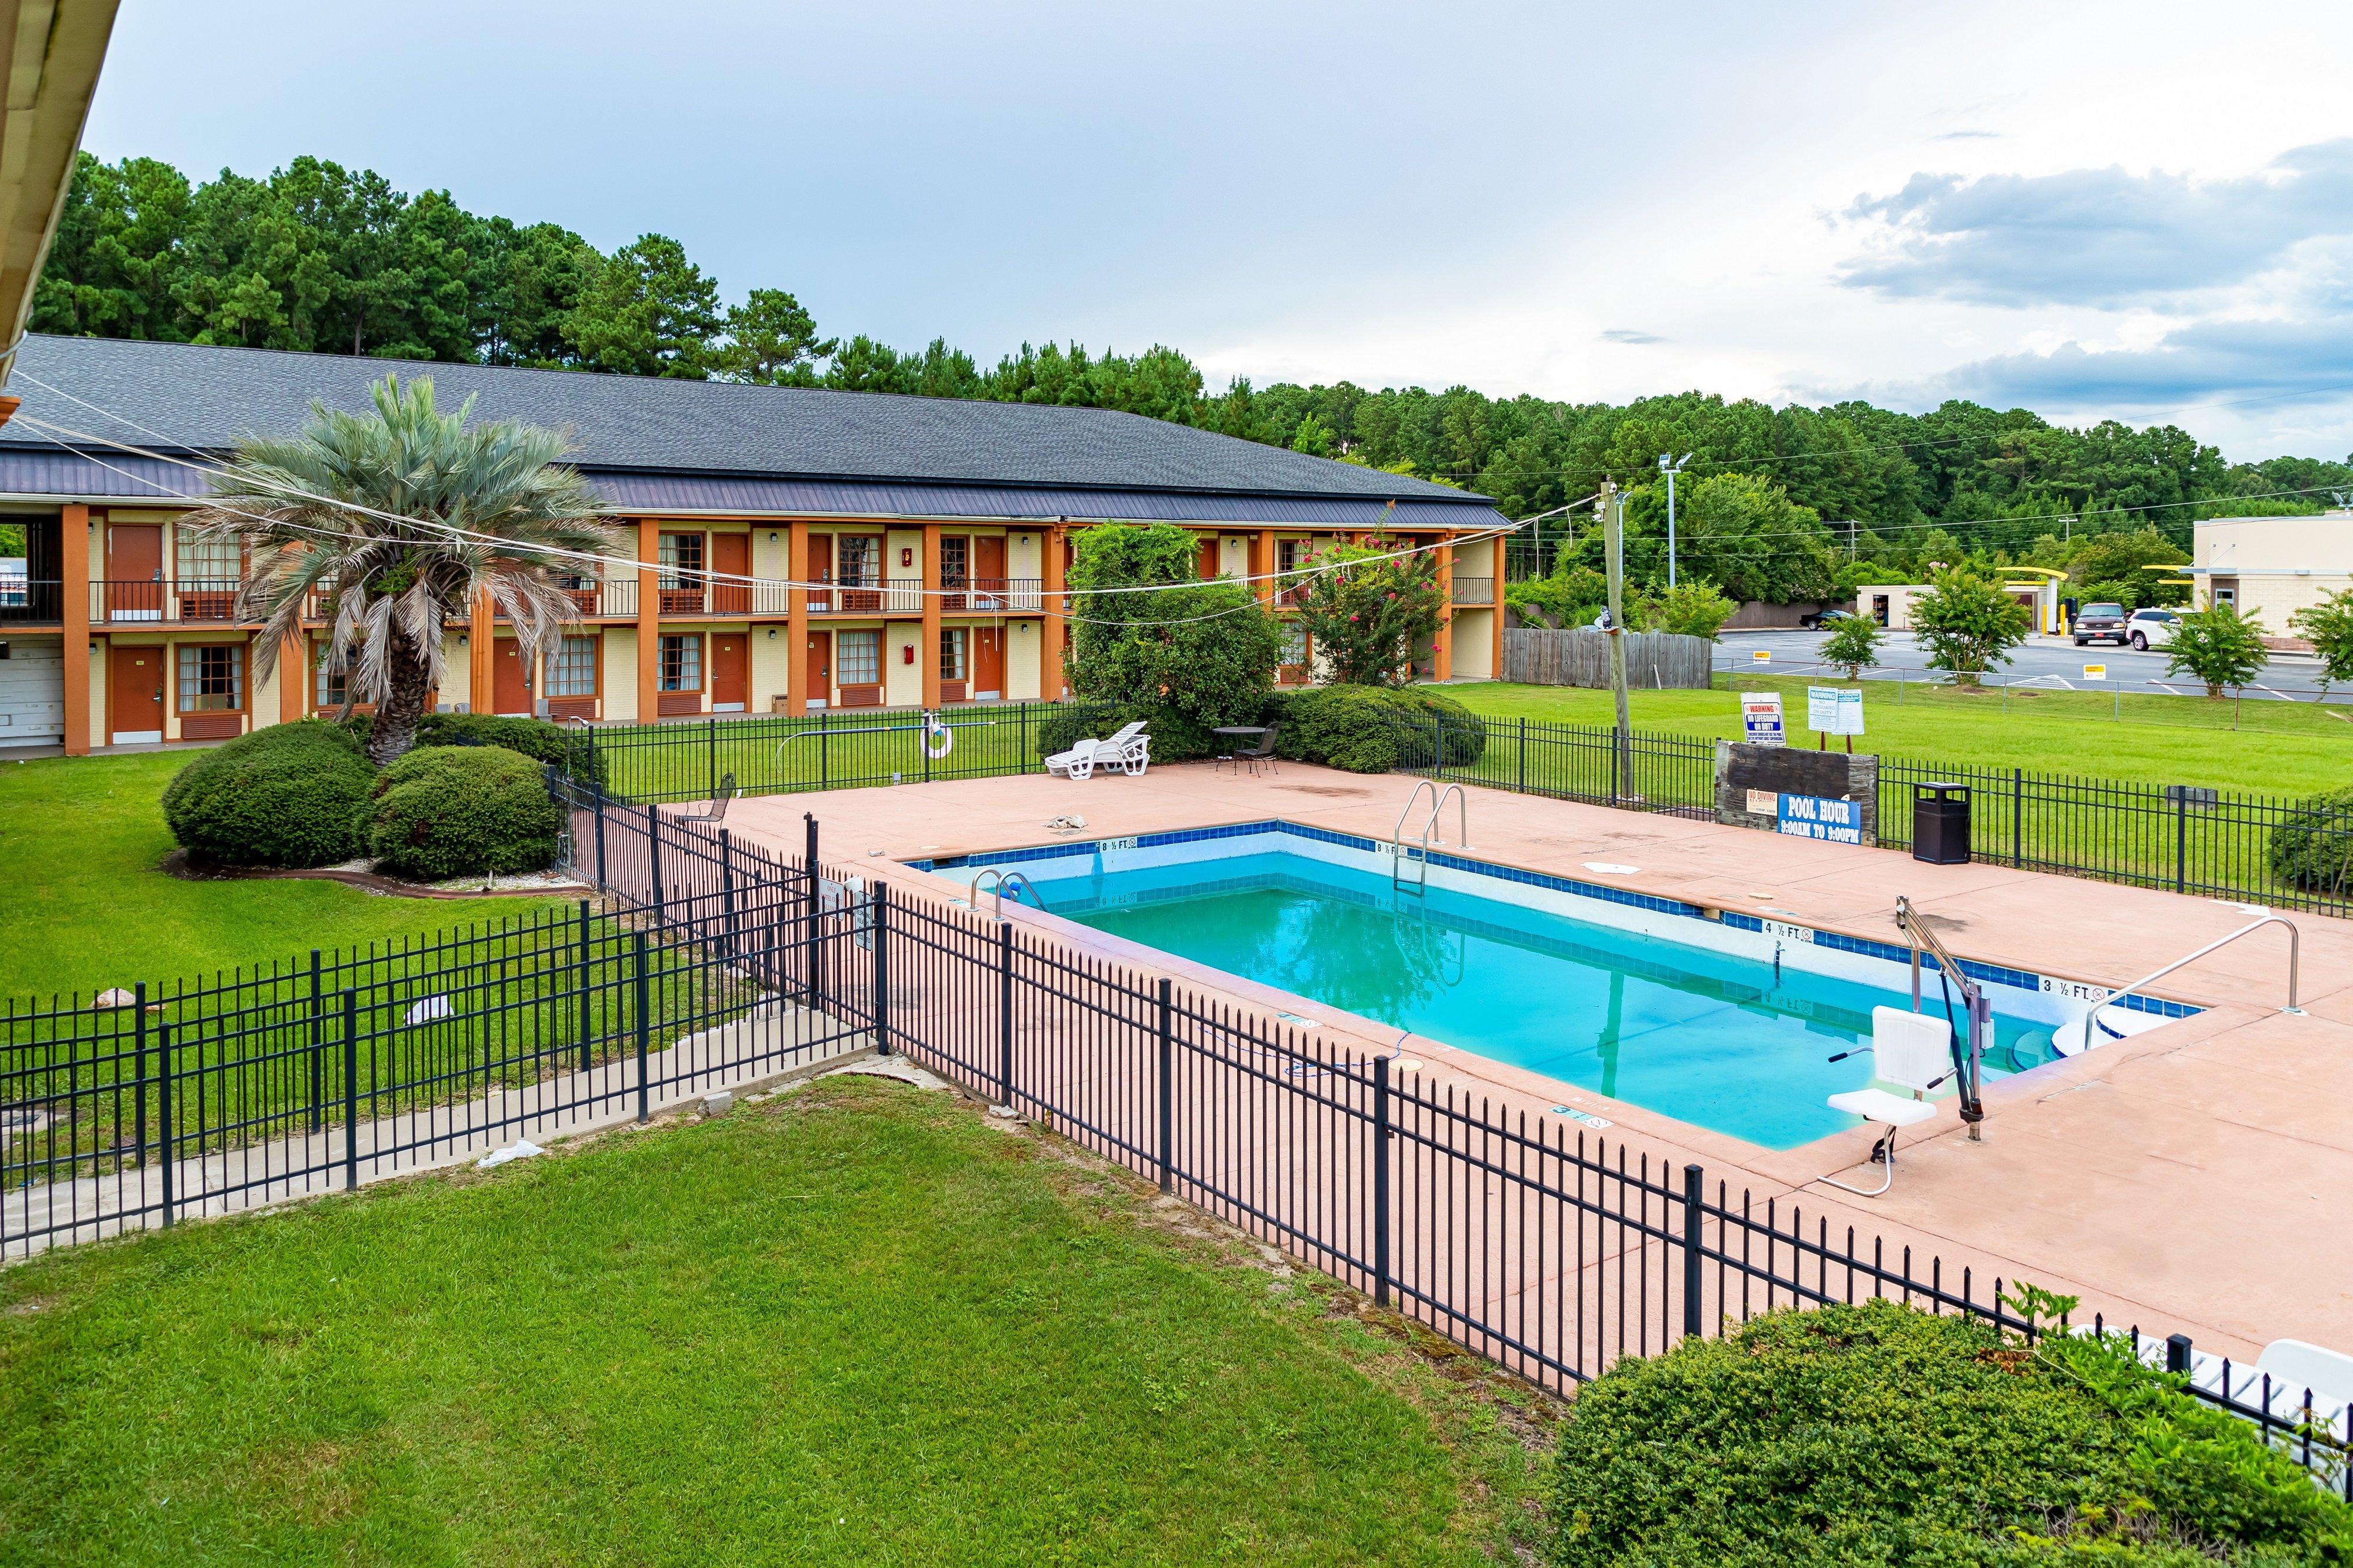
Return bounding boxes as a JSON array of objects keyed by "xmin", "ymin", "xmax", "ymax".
[{"xmin": 366, "ymin": 632, "xmax": 436, "ymax": 768}]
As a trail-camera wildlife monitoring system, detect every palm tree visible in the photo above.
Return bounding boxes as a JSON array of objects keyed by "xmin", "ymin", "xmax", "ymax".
[{"xmin": 191, "ymin": 375, "xmax": 621, "ymax": 766}]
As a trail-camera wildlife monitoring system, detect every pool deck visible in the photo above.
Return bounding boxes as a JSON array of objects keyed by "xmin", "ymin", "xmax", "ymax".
[{"xmin": 719, "ymin": 763, "xmax": 2353, "ymax": 1359}]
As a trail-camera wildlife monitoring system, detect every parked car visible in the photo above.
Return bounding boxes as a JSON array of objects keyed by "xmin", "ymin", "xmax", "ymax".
[
  {"xmin": 2123, "ymin": 608, "xmax": 2178, "ymax": 651},
  {"xmin": 1798, "ymin": 607, "xmax": 1858, "ymax": 630},
  {"xmin": 2072, "ymin": 602, "xmax": 2128, "ymax": 645}
]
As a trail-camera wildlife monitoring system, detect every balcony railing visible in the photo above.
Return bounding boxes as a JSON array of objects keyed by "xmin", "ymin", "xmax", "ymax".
[
  {"xmin": 941, "ymin": 577, "xmax": 1044, "ymax": 613},
  {"xmin": 0, "ymin": 580, "xmax": 62, "ymax": 623},
  {"xmin": 1452, "ymin": 576, "xmax": 1495, "ymax": 606},
  {"xmin": 90, "ymin": 579, "xmax": 246, "ymax": 626}
]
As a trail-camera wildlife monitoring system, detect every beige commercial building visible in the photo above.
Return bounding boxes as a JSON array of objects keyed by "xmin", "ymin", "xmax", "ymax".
[{"xmin": 2192, "ymin": 511, "xmax": 2353, "ymax": 648}]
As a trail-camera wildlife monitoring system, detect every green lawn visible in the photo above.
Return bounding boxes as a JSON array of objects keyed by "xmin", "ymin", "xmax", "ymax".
[
  {"xmin": 0, "ymin": 1076, "xmax": 1551, "ymax": 1566},
  {"xmin": 0, "ymin": 752, "xmax": 575, "ymax": 1001},
  {"xmin": 1447, "ymin": 675, "xmax": 2352, "ymax": 796}
]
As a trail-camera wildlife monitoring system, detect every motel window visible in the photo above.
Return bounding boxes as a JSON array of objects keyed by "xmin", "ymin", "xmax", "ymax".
[
  {"xmin": 174, "ymin": 532, "xmax": 240, "ymax": 586},
  {"xmin": 1279, "ymin": 622, "xmax": 1308, "ymax": 667},
  {"xmin": 315, "ymin": 643, "xmax": 349, "ymax": 708},
  {"xmin": 939, "ymin": 626, "xmax": 968, "ymax": 682},
  {"xmin": 658, "ymin": 532, "xmax": 705, "ymax": 589},
  {"xmin": 939, "ymin": 535, "xmax": 969, "ymax": 587},
  {"xmin": 836, "ymin": 535, "xmax": 881, "ymax": 588},
  {"xmin": 178, "ymin": 644, "xmax": 245, "ymax": 712},
  {"xmin": 546, "ymin": 636, "xmax": 599, "ymax": 699},
  {"xmin": 1277, "ymin": 539, "xmax": 1304, "ymax": 575},
  {"xmin": 658, "ymin": 633, "xmax": 701, "ymax": 692},
  {"xmin": 836, "ymin": 629, "xmax": 881, "ymax": 686}
]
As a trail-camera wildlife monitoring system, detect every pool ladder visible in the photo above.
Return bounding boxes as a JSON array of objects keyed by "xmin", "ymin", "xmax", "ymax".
[
  {"xmin": 968, "ymin": 868, "xmax": 1044, "ymax": 921},
  {"xmin": 1391, "ymin": 780, "xmax": 1468, "ymax": 892}
]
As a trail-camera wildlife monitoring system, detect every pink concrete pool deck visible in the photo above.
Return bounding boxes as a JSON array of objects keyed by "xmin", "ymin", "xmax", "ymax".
[{"xmin": 718, "ymin": 763, "xmax": 2353, "ymax": 1359}]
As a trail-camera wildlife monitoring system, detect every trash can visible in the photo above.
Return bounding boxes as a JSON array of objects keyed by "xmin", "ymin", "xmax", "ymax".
[{"xmin": 1912, "ymin": 782, "xmax": 1971, "ymax": 865}]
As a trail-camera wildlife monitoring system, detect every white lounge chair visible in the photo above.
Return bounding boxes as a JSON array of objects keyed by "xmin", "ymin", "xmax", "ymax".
[
  {"xmin": 1045, "ymin": 721, "xmax": 1146, "ymax": 781},
  {"xmin": 1821, "ymin": 1006, "xmax": 1957, "ymax": 1197}
]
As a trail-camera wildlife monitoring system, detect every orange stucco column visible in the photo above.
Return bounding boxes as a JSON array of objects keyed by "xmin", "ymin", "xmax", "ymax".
[
  {"xmin": 280, "ymin": 630, "xmax": 309, "ymax": 722},
  {"xmin": 635, "ymin": 518, "xmax": 660, "ymax": 723},
  {"xmin": 1491, "ymin": 534, "xmax": 1507, "ymax": 679},
  {"xmin": 1251, "ymin": 529, "xmax": 1275, "ymax": 606},
  {"xmin": 920, "ymin": 522, "xmax": 942, "ymax": 708},
  {"xmin": 1040, "ymin": 524, "xmax": 1067, "ymax": 701},
  {"xmin": 785, "ymin": 522, "xmax": 809, "ymax": 716},
  {"xmin": 468, "ymin": 589, "xmax": 495, "ymax": 713},
  {"xmin": 61, "ymin": 503, "xmax": 91, "ymax": 753},
  {"xmin": 1433, "ymin": 535, "xmax": 1454, "ymax": 682}
]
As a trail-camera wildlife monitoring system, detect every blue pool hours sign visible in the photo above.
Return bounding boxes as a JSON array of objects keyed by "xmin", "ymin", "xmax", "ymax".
[
  {"xmin": 1805, "ymin": 685, "xmax": 1864, "ymax": 736},
  {"xmin": 1777, "ymin": 793, "xmax": 1865, "ymax": 844},
  {"xmin": 1740, "ymin": 692, "xmax": 1785, "ymax": 746}
]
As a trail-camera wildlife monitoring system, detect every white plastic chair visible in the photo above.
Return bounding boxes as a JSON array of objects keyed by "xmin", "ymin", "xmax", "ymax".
[
  {"xmin": 1822, "ymin": 1006, "xmax": 1957, "ymax": 1197},
  {"xmin": 1046, "ymin": 721, "xmax": 1145, "ymax": 781}
]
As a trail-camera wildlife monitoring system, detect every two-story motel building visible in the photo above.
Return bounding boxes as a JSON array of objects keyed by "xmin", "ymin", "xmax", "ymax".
[{"xmin": 0, "ymin": 336, "xmax": 1509, "ymax": 754}]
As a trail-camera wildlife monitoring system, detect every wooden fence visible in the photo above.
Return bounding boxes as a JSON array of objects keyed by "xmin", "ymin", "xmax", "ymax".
[{"xmin": 1502, "ymin": 628, "xmax": 1714, "ymax": 689}]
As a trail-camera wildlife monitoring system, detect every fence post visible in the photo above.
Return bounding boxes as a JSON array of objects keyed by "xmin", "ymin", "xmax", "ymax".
[
  {"xmin": 871, "ymin": 881, "xmax": 892, "ymax": 1056},
  {"xmin": 634, "ymin": 932, "xmax": 651, "ymax": 1123},
  {"xmin": 1019, "ymin": 702, "xmax": 1029, "ymax": 773},
  {"xmin": 594, "ymin": 785, "xmax": 608, "ymax": 888},
  {"xmin": 804, "ymin": 812, "xmax": 821, "ymax": 1007},
  {"xmin": 2175, "ymin": 792, "xmax": 2189, "ymax": 894},
  {"xmin": 708, "ymin": 717, "xmax": 718, "ymax": 802},
  {"xmin": 1517, "ymin": 716, "xmax": 1527, "ymax": 795},
  {"xmin": 819, "ymin": 710, "xmax": 830, "ymax": 789},
  {"xmin": 307, "ymin": 949, "xmax": 323, "ymax": 1135},
  {"xmin": 1371, "ymin": 1055, "xmax": 1392, "ymax": 1309},
  {"xmin": 1682, "ymin": 1162, "xmax": 1706, "ymax": 1339},
  {"xmin": 576, "ymin": 899, "xmax": 594, "ymax": 1073},
  {"xmin": 1156, "ymin": 977, "xmax": 1174, "ymax": 1195},
  {"xmin": 2166, "ymin": 1332, "xmax": 2193, "ymax": 1376},
  {"xmin": 719, "ymin": 828, "xmax": 738, "ymax": 958},
  {"xmin": 648, "ymin": 804, "xmax": 665, "ymax": 923},
  {"xmin": 341, "ymin": 989, "xmax": 359, "ymax": 1192},
  {"xmin": 157, "ymin": 1020, "xmax": 174, "ymax": 1226},
  {"xmin": 132, "ymin": 984, "xmax": 149, "ymax": 1173},
  {"xmin": 1433, "ymin": 711, "xmax": 1444, "ymax": 780},
  {"xmin": 998, "ymin": 921, "xmax": 1015, "ymax": 1106},
  {"xmin": 2011, "ymin": 768, "xmax": 2024, "ymax": 869}
]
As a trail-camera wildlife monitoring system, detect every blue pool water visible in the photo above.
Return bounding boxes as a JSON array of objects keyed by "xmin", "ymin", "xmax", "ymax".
[{"xmin": 962, "ymin": 848, "xmax": 2062, "ymax": 1149}]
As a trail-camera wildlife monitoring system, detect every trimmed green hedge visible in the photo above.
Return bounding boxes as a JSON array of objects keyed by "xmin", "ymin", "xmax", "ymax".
[
  {"xmin": 364, "ymin": 745, "xmax": 564, "ymax": 882},
  {"xmin": 342, "ymin": 711, "xmax": 601, "ymax": 783},
  {"xmin": 1264, "ymin": 686, "xmax": 1487, "ymax": 773},
  {"xmin": 2269, "ymin": 786, "xmax": 2353, "ymax": 894},
  {"xmin": 1549, "ymin": 1299, "xmax": 2353, "ymax": 1566},
  {"xmin": 160, "ymin": 720, "xmax": 374, "ymax": 868}
]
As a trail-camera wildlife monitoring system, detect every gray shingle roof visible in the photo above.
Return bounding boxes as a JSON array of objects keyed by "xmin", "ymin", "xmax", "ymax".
[{"xmin": 2, "ymin": 335, "xmax": 1491, "ymax": 509}]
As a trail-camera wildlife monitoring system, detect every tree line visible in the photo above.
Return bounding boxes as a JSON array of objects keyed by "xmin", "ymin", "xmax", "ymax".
[{"xmin": 31, "ymin": 150, "xmax": 2353, "ymax": 596}]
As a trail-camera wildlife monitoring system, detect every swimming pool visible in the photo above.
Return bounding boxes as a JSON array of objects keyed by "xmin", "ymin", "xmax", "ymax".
[{"xmin": 921, "ymin": 822, "xmax": 2195, "ymax": 1150}]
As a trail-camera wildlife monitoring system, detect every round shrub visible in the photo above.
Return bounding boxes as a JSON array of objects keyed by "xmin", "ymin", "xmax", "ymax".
[
  {"xmin": 2269, "ymin": 786, "xmax": 2353, "ymax": 895},
  {"xmin": 1273, "ymin": 685, "xmax": 1488, "ymax": 773},
  {"xmin": 160, "ymin": 720, "xmax": 373, "ymax": 868},
  {"xmin": 1549, "ymin": 1299, "xmax": 2352, "ymax": 1566},
  {"xmin": 364, "ymin": 745, "xmax": 562, "ymax": 882}
]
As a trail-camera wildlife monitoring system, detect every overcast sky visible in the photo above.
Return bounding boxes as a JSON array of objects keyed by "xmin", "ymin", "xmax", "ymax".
[{"xmin": 78, "ymin": 0, "xmax": 2353, "ymax": 461}]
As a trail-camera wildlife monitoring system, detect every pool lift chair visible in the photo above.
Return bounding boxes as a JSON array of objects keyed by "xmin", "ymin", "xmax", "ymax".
[{"xmin": 1820, "ymin": 896, "xmax": 1989, "ymax": 1197}]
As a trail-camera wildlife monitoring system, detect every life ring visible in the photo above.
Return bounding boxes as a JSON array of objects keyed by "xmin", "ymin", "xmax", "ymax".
[{"xmin": 924, "ymin": 716, "xmax": 955, "ymax": 760}]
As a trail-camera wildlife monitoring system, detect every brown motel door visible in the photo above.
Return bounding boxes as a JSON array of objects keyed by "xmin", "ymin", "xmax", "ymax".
[
  {"xmin": 972, "ymin": 626, "xmax": 1005, "ymax": 699},
  {"xmin": 804, "ymin": 630, "xmax": 831, "ymax": 709},
  {"xmin": 492, "ymin": 641, "xmax": 532, "ymax": 715},
  {"xmin": 712, "ymin": 532, "xmax": 750, "ymax": 615},
  {"xmin": 712, "ymin": 633, "xmax": 748, "ymax": 712},
  {"xmin": 106, "ymin": 523, "xmax": 164, "ymax": 621},
  {"xmin": 108, "ymin": 644, "xmax": 165, "ymax": 742},
  {"xmin": 807, "ymin": 533, "xmax": 833, "ymax": 612}
]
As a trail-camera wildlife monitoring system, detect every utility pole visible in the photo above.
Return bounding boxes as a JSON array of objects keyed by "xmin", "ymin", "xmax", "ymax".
[
  {"xmin": 1658, "ymin": 452, "xmax": 1692, "ymax": 589},
  {"xmin": 1602, "ymin": 481, "xmax": 1632, "ymax": 800}
]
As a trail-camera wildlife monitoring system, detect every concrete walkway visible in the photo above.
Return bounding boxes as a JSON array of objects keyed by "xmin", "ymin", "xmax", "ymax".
[{"xmin": 723, "ymin": 763, "xmax": 2353, "ymax": 1359}]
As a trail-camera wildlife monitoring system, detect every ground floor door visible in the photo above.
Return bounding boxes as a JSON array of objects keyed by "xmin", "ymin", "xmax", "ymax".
[
  {"xmin": 804, "ymin": 630, "xmax": 830, "ymax": 709},
  {"xmin": 0, "ymin": 635, "xmax": 65, "ymax": 749},
  {"xmin": 711, "ymin": 632, "xmax": 748, "ymax": 712},
  {"xmin": 108, "ymin": 642, "xmax": 165, "ymax": 743},
  {"xmin": 492, "ymin": 639, "xmax": 533, "ymax": 715},
  {"xmin": 972, "ymin": 625, "xmax": 1005, "ymax": 700}
]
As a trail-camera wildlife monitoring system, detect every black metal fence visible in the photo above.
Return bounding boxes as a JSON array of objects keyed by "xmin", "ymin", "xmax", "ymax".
[
  {"xmin": 5, "ymin": 773, "xmax": 2344, "ymax": 1492},
  {"xmin": 1407, "ymin": 712, "xmax": 2353, "ymax": 918}
]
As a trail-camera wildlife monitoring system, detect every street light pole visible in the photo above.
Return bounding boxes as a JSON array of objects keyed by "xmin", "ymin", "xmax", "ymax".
[{"xmin": 1659, "ymin": 452, "xmax": 1692, "ymax": 589}]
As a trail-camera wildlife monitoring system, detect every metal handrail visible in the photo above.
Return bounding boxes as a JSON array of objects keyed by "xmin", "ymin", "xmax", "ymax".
[
  {"xmin": 1892, "ymin": 896, "xmax": 1988, "ymax": 1138},
  {"xmin": 1392, "ymin": 779, "xmax": 1438, "ymax": 844},
  {"xmin": 2072, "ymin": 913, "xmax": 2301, "ymax": 1052},
  {"xmin": 968, "ymin": 868, "xmax": 1044, "ymax": 922}
]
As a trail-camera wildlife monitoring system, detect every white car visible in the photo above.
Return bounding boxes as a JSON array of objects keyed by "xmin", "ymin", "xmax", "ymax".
[{"xmin": 2123, "ymin": 608, "xmax": 2178, "ymax": 651}]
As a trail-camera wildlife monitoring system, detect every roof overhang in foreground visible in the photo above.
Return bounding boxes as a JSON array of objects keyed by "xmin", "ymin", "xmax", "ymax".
[{"xmin": 0, "ymin": 448, "xmax": 1511, "ymax": 531}]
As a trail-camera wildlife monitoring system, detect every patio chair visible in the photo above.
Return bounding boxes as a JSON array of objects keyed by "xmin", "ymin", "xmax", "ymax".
[
  {"xmin": 1217, "ymin": 725, "xmax": 1279, "ymax": 777},
  {"xmin": 1819, "ymin": 1006, "xmax": 1955, "ymax": 1197},
  {"xmin": 1046, "ymin": 721, "xmax": 1145, "ymax": 781},
  {"xmin": 680, "ymin": 772, "xmax": 736, "ymax": 823}
]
